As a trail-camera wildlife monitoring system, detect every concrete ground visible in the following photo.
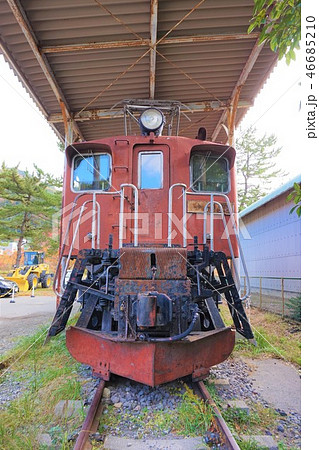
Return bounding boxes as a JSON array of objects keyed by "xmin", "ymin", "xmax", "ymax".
[
  {"xmin": 0, "ymin": 294, "xmax": 57, "ymax": 354},
  {"xmin": 104, "ymin": 437, "xmax": 207, "ymax": 449},
  {"xmin": 246, "ymin": 358, "xmax": 301, "ymax": 415}
]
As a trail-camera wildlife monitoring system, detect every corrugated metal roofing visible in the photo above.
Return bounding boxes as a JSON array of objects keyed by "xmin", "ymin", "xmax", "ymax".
[
  {"xmin": 0, "ymin": 0, "xmax": 278, "ymax": 143},
  {"xmin": 239, "ymin": 175, "xmax": 301, "ymax": 218}
]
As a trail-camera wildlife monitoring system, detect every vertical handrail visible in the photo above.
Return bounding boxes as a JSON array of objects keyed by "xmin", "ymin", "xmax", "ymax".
[
  {"xmin": 203, "ymin": 199, "xmax": 240, "ymax": 287},
  {"xmin": 60, "ymin": 199, "xmax": 101, "ymax": 293},
  {"xmin": 213, "ymin": 201, "xmax": 240, "ymax": 289},
  {"xmin": 210, "ymin": 194, "xmax": 214, "ymax": 251},
  {"xmin": 203, "ymin": 200, "xmax": 214, "ymax": 250},
  {"xmin": 203, "ymin": 202, "xmax": 209, "ymax": 245},
  {"xmin": 218, "ymin": 193, "xmax": 251, "ymax": 300},
  {"xmin": 54, "ymin": 191, "xmax": 120, "ymax": 298},
  {"xmin": 92, "ymin": 192, "xmax": 96, "ymax": 249},
  {"xmin": 119, "ymin": 184, "xmax": 139, "ymax": 248},
  {"xmin": 168, "ymin": 183, "xmax": 187, "ymax": 247},
  {"xmin": 184, "ymin": 190, "xmax": 251, "ymax": 300}
]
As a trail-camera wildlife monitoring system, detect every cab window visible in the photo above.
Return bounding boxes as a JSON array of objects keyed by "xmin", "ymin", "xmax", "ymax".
[
  {"xmin": 139, "ymin": 152, "xmax": 163, "ymax": 189},
  {"xmin": 73, "ymin": 153, "xmax": 111, "ymax": 191},
  {"xmin": 191, "ymin": 154, "xmax": 229, "ymax": 193}
]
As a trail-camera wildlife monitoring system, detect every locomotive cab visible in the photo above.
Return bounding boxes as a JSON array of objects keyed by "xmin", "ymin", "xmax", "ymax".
[{"xmin": 48, "ymin": 100, "xmax": 254, "ymax": 386}]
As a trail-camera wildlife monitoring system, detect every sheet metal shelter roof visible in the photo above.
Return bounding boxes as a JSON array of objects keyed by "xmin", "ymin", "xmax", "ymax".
[
  {"xmin": 239, "ymin": 175, "xmax": 301, "ymax": 218},
  {"xmin": 0, "ymin": 0, "xmax": 278, "ymax": 143}
]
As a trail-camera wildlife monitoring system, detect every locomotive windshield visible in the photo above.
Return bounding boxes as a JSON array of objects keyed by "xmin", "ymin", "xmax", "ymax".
[
  {"xmin": 191, "ymin": 154, "xmax": 229, "ymax": 193},
  {"xmin": 138, "ymin": 151, "xmax": 163, "ymax": 189},
  {"xmin": 72, "ymin": 153, "xmax": 111, "ymax": 191}
]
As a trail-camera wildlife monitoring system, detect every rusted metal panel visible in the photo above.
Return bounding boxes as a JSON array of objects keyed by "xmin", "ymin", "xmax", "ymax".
[
  {"xmin": 66, "ymin": 325, "xmax": 235, "ymax": 386},
  {"xmin": 116, "ymin": 278, "xmax": 191, "ymax": 297},
  {"xmin": 118, "ymin": 247, "xmax": 188, "ymax": 279},
  {"xmin": 187, "ymin": 199, "xmax": 232, "ymax": 215}
]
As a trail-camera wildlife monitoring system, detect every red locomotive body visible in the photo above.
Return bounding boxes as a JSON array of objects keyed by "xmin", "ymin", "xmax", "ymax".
[{"xmin": 48, "ymin": 101, "xmax": 253, "ymax": 386}]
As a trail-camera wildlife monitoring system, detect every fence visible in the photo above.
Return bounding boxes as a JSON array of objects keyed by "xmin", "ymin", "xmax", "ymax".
[{"xmin": 241, "ymin": 276, "xmax": 301, "ymax": 318}]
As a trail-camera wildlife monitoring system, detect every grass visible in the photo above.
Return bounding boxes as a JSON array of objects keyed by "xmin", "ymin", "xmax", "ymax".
[
  {"xmin": 0, "ymin": 304, "xmax": 301, "ymax": 448},
  {"xmin": 99, "ymin": 384, "xmax": 215, "ymax": 440},
  {"xmin": 15, "ymin": 287, "xmax": 55, "ymax": 297},
  {"xmin": 219, "ymin": 303, "xmax": 301, "ymax": 367},
  {"xmin": 0, "ymin": 321, "xmax": 84, "ymax": 450}
]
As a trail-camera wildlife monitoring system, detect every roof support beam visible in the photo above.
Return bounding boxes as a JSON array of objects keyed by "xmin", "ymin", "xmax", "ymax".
[
  {"xmin": 149, "ymin": 0, "xmax": 158, "ymax": 99},
  {"xmin": 211, "ymin": 38, "xmax": 266, "ymax": 144},
  {"xmin": 41, "ymin": 32, "xmax": 260, "ymax": 54},
  {"xmin": 5, "ymin": 0, "xmax": 84, "ymax": 142},
  {"xmin": 48, "ymin": 100, "xmax": 252, "ymax": 124}
]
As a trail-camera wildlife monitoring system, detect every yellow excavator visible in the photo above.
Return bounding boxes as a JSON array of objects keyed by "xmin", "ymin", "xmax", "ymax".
[{"xmin": 5, "ymin": 251, "xmax": 54, "ymax": 292}]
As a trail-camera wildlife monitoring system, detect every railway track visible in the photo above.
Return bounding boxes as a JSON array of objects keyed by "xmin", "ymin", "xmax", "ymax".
[{"xmin": 73, "ymin": 378, "xmax": 240, "ymax": 450}]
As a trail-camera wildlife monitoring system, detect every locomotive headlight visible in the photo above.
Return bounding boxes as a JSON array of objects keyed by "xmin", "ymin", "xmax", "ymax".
[{"xmin": 139, "ymin": 108, "xmax": 164, "ymax": 136}]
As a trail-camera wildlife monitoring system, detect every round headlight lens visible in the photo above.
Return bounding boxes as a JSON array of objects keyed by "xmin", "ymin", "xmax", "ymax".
[{"xmin": 139, "ymin": 108, "xmax": 164, "ymax": 131}]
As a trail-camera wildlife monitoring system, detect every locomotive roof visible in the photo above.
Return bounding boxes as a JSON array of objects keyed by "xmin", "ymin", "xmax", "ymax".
[{"xmin": 0, "ymin": 0, "xmax": 278, "ymax": 144}]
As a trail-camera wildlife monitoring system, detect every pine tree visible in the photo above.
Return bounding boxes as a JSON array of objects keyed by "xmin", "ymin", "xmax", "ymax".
[
  {"xmin": 0, "ymin": 163, "xmax": 62, "ymax": 266},
  {"xmin": 236, "ymin": 126, "xmax": 286, "ymax": 211}
]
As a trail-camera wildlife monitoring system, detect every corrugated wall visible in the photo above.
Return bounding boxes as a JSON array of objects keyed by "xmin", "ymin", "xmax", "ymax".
[{"xmin": 240, "ymin": 190, "xmax": 301, "ymax": 293}]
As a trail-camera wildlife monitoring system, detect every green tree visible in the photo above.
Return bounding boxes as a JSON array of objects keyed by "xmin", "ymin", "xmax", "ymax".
[
  {"xmin": 286, "ymin": 182, "xmax": 301, "ymax": 217},
  {"xmin": 236, "ymin": 126, "xmax": 285, "ymax": 211},
  {"xmin": 248, "ymin": 0, "xmax": 301, "ymax": 64},
  {"xmin": 0, "ymin": 164, "xmax": 62, "ymax": 266}
]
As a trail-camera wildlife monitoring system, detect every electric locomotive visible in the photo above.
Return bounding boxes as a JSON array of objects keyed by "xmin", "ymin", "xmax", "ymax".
[{"xmin": 47, "ymin": 100, "xmax": 254, "ymax": 386}]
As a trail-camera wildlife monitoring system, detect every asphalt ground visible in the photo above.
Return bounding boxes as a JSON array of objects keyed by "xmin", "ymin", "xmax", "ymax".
[{"xmin": 0, "ymin": 294, "xmax": 60, "ymax": 354}]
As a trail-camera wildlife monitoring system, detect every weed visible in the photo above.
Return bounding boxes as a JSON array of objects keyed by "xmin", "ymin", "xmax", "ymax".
[
  {"xmin": 236, "ymin": 438, "xmax": 268, "ymax": 449},
  {"xmin": 0, "ymin": 321, "xmax": 83, "ymax": 449},
  {"xmin": 174, "ymin": 385, "xmax": 214, "ymax": 436},
  {"xmin": 286, "ymin": 295, "xmax": 301, "ymax": 322},
  {"xmin": 219, "ymin": 303, "xmax": 301, "ymax": 367}
]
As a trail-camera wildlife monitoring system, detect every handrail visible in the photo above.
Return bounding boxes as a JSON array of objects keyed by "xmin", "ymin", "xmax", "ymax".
[
  {"xmin": 203, "ymin": 199, "xmax": 240, "ymax": 289},
  {"xmin": 60, "ymin": 199, "xmax": 101, "ymax": 292},
  {"xmin": 119, "ymin": 183, "xmax": 139, "ymax": 248},
  {"xmin": 54, "ymin": 190, "xmax": 121, "ymax": 298},
  {"xmin": 217, "ymin": 193, "xmax": 250, "ymax": 300},
  {"xmin": 173, "ymin": 189, "xmax": 250, "ymax": 301},
  {"xmin": 202, "ymin": 195, "xmax": 214, "ymax": 251},
  {"xmin": 168, "ymin": 183, "xmax": 187, "ymax": 247}
]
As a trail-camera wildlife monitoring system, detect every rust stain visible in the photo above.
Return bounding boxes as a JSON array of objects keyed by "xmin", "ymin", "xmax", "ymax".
[{"xmin": 187, "ymin": 200, "xmax": 231, "ymax": 215}]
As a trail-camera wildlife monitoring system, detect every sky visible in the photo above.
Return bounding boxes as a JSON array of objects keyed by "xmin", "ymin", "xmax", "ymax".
[
  {"xmin": 239, "ymin": 52, "xmax": 301, "ymax": 188},
  {"xmin": 0, "ymin": 51, "xmax": 302, "ymax": 188},
  {"xmin": 0, "ymin": 55, "xmax": 65, "ymax": 177}
]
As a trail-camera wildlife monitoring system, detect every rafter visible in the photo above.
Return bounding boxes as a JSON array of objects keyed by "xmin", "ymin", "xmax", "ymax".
[
  {"xmin": 149, "ymin": 0, "xmax": 158, "ymax": 99},
  {"xmin": 48, "ymin": 100, "xmax": 252, "ymax": 124},
  {"xmin": 211, "ymin": 38, "xmax": 266, "ymax": 143},
  {"xmin": 41, "ymin": 33, "xmax": 260, "ymax": 54}
]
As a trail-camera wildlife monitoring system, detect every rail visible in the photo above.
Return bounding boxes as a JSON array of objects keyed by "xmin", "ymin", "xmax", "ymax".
[
  {"xmin": 73, "ymin": 377, "xmax": 240, "ymax": 450},
  {"xmin": 195, "ymin": 380, "xmax": 241, "ymax": 449}
]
